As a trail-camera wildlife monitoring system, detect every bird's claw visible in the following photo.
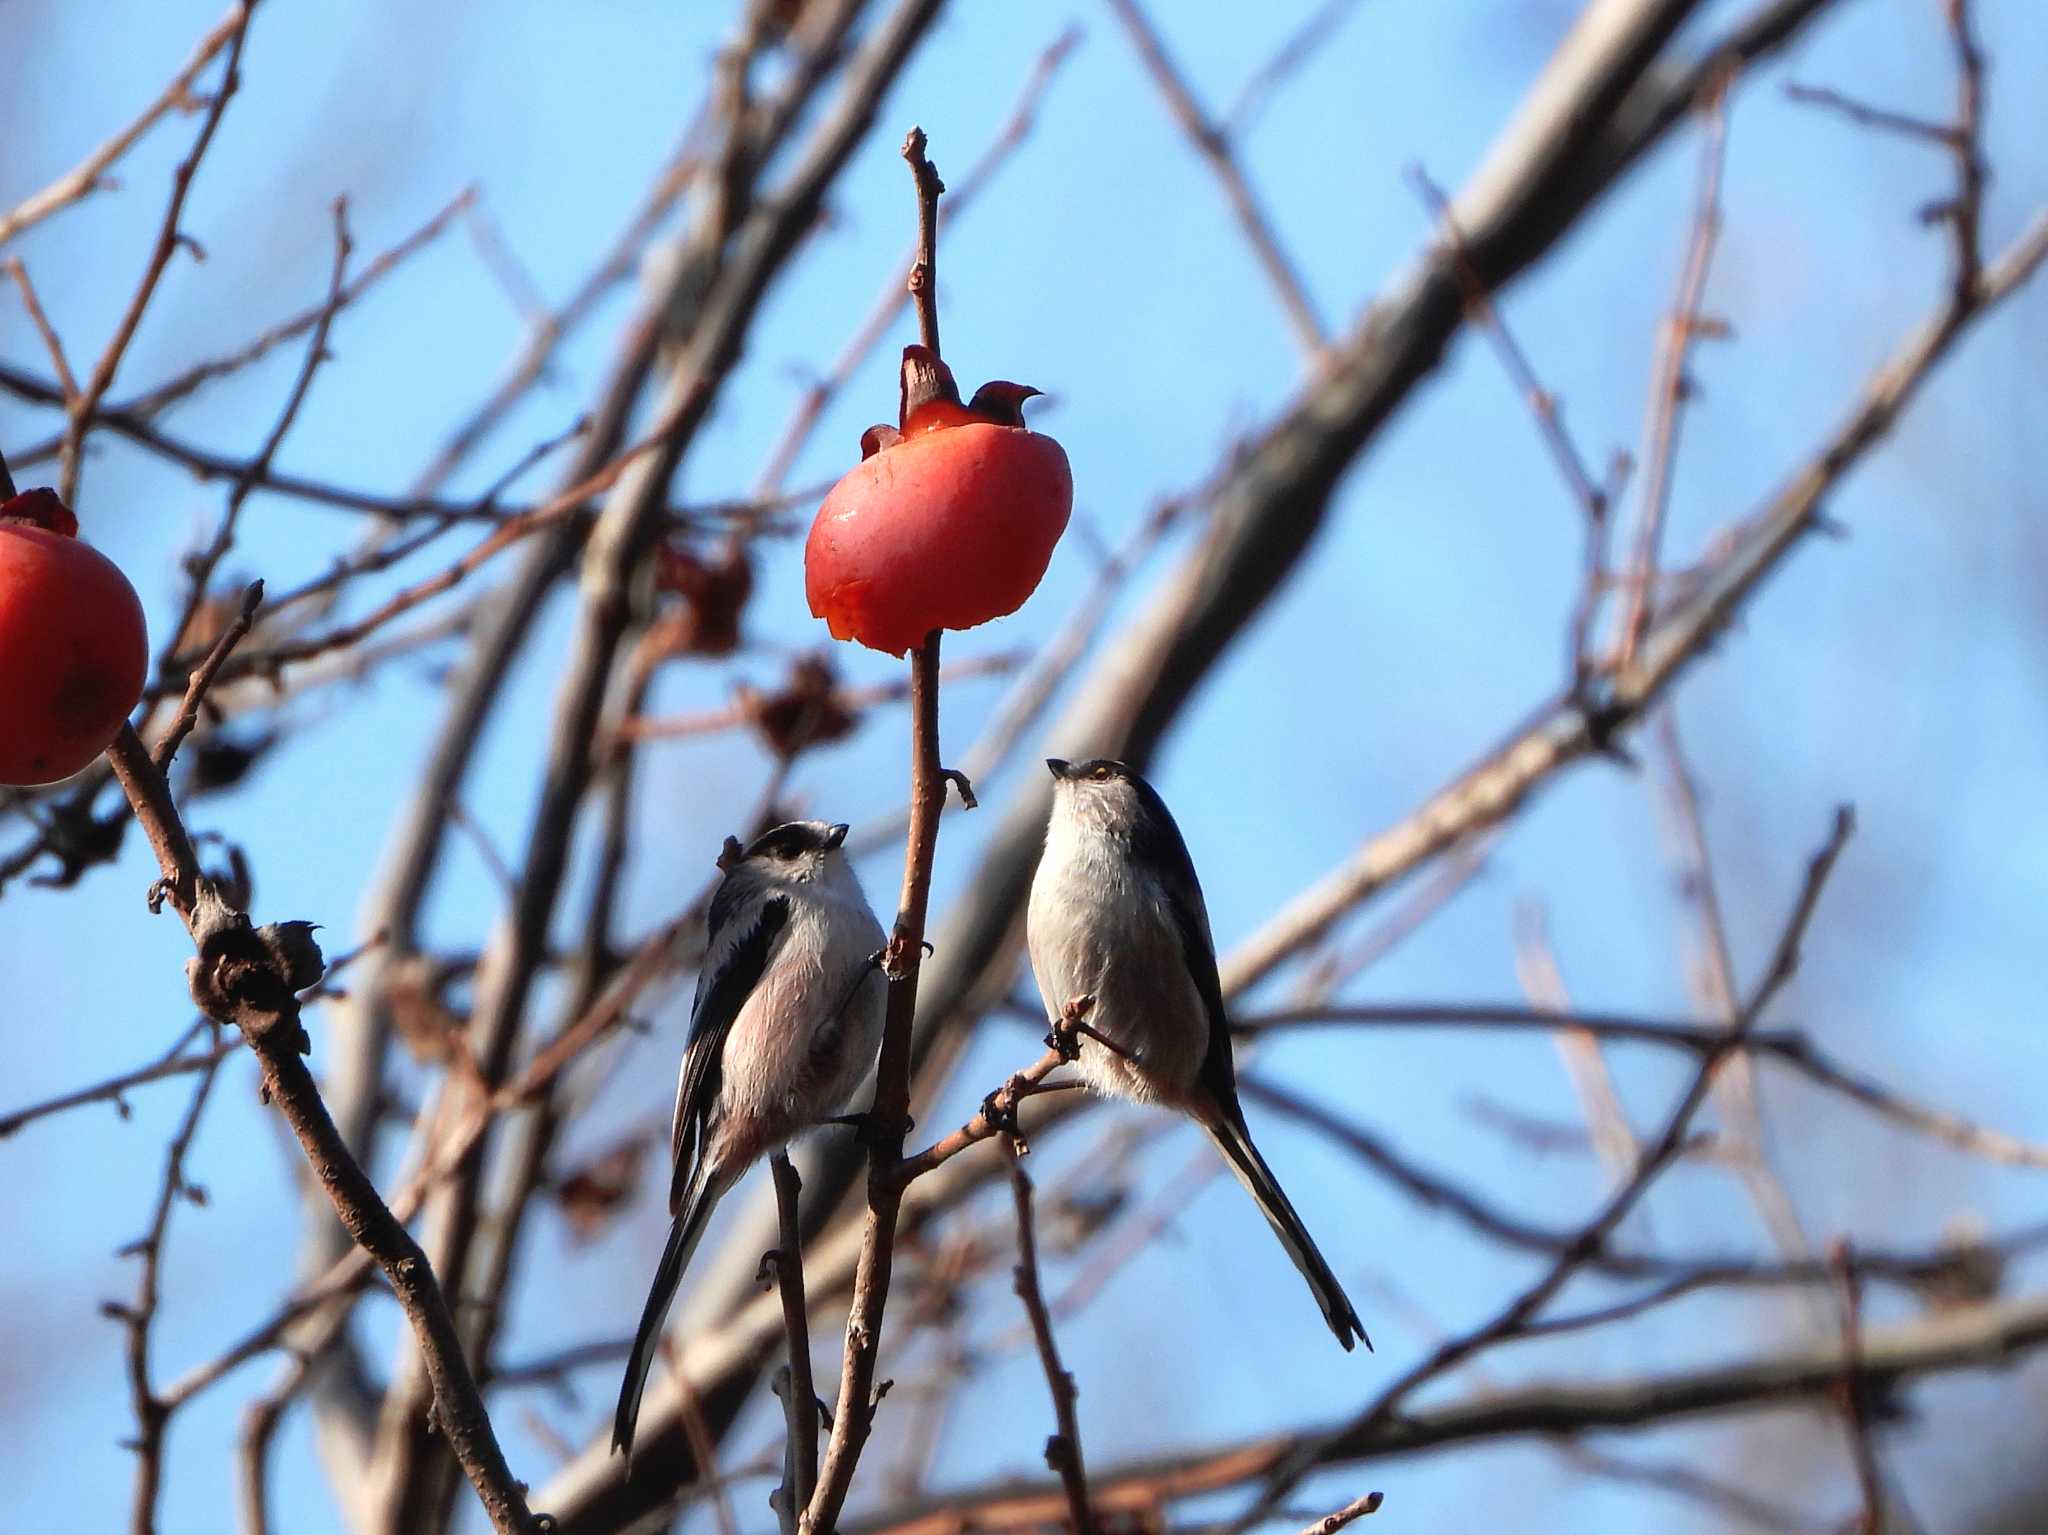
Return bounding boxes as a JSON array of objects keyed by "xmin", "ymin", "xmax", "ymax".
[
  {"xmin": 979, "ymin": 1086, "xmax": 1022, "ymax": 1138},
  {"xmin": 879, "ymin": 936, "xmax": 935, "ymax": 980},
  {"xmin": 1045, "ymin": 993, "xmax": 1095, "ymax": 1061}
]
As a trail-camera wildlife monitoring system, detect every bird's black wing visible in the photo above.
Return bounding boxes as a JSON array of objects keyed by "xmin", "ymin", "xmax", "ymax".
[
  {"xmin": 1133, "ymin": 785, "xmax": 1371, "ymax": 1350},
  {"xmin": 1124, "ymin": 777, "xmax": 1240, "ymax": 1109},
  {"xmin": 669, "ymin": 891, "xmax": 788, "ymax": 1214}
]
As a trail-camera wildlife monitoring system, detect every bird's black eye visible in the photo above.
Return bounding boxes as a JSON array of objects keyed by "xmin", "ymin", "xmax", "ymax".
[{"xmin": 1091, "ymin": 764, "xmax": 1113, "ymax": 781}]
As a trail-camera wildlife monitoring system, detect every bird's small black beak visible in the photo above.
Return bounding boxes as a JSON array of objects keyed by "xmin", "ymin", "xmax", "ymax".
[
  {"xmin": 825, "ymin": 823, "xmax": 850, "ymax": 849},
  {"xmin": 1045, "ymin": 758, "xmax": 1072, "ymax": 781}
]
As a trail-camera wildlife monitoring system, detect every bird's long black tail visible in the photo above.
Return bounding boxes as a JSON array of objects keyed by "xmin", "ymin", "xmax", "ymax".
[
  {"xmin": 1200, "ymin": 1110, "xmax": 1371, "ymax": 1351},
  {"xmin": 613, "ymin": 1174, "xmax": 723, "ymax": 1462}
]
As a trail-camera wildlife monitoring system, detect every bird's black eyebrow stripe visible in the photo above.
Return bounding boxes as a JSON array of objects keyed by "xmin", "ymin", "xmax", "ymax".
[{"xmin": 742, "ymin": 822, "xmax": 825, "ymax": 861}]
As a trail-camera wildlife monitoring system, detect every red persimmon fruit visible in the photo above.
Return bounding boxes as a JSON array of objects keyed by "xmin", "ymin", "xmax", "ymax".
[
  {"xmin": 0, "ymin": 488, "xmax": 149, "ymax": 785},
  {"xmin": 805, "ymin": 346, "xmax": 1071, "ymax": 657}
]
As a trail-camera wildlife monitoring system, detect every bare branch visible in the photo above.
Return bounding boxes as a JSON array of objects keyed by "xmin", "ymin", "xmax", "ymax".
[
  {"xmin": 61, "ymin": 2, "xmax": 256, "ymax": 506},
  {"xmin": 849, "ymin": 1289, "xmax": 2048, "ymax": 1535},
  {"xmin": 1103, "ymin": 0, "xmax": 1325, "ymax": 358},
  {"xmin": 767, "ymin": 1151, "xmax": 820, "ymax": 1535},
  {"xmin": 0, "ymin": 5, "xmax": 248, "ymax": 248},
  {"xmin": 1001, "ymin": 1137, "xmax": 1096, "ymax": 1535},
  {"xmin": 97, "ymin": 724, "xmax": 540, "ymax": 1533}
]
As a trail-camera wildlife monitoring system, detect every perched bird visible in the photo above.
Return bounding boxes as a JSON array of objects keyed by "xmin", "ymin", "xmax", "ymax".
[
  {"xmin": 613, "ymin": 819, "xmax": 887, "ymax": 1460},
  {"xmin": 1026, "ymin": 758, "xmax": 1369, "ymax": 1350}
]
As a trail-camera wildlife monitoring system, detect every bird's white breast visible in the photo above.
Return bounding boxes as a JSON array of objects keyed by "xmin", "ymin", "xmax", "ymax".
[{"xmin": 1027, "ymin": 811, "xmax": 1209, "ymax": 1105}]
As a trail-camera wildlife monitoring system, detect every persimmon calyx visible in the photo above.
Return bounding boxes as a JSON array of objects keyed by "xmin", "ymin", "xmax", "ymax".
[
  {"xmin": 0, "ymin": 488, "xmax": 79, "ymax": 538},
  {"xmin": 888, "ymin": 345, "xmax": 1045, "ymax": 442}
]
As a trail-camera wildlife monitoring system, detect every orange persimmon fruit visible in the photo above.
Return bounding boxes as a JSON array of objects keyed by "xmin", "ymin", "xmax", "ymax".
[
  {"xmin": 0, "ymin": 487, "xmax": 149, "ymax": 785},
  {"xmin": 804, "ymin": 346, "xmax": 1071, "ymax": 657}
]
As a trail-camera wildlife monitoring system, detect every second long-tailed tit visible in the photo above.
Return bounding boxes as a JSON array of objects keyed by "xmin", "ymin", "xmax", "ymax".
[
  {"xmin": 1026, "ymin": 759, "xmax": 1369, "ymax": 1350},
  {"xmin": 612, "ymin": 819, "xmax": 887, "ymax": 1460}
]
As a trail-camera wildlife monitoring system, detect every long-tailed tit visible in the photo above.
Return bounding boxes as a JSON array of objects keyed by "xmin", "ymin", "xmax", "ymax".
[
  {"xmin": 1026, "ymin": 759, "xmax": 1369, "ymax": 1350},
  {"xmin": 613, "ymin": 819, "xmax": 887, "ymax": 1460}
]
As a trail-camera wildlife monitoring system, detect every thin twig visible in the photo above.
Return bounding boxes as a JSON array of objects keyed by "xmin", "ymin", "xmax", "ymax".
[
  {"xmin": 97, "ymin": 723, "xmax": 540, "ymax": 1533},
  {"xmin": 1223, "ymin": 0, "xmax": 1367, "ymax": 135},
  {"xmin": 160, "ymin": 199, "xmax": 353, "ymax": 679},
  {"xmin": 1235, "ymin": 810, "xmax": 1856, "ymax": 1530},
  {"xmin": 1289, "ymin": 1492, "xmax": 1383, "ymax": 1535},
  {"xmin": 0, "ymin": 4, "xmax": 248, "ymax": 248},
  {"xmin": 849, "ymin": 1286, "xmax": 2048, "ymax": 1535},
  {"xmin": 750, "ymin": 26, "xmax": 1080, "ymax": 498},
  {"xmin": 1617, "ymin": 76, "xmax": 1731, "ymax": 667},
  {"xmin": 117, "ymin": 1025, "xmax": 225, "ymax": 1535},
  {"xmin": 1103, "ymin": 0, "xmax": 1324, "ymax": 359},
  {"xmin": 6, "ymin": 258, "xmax": 80, "ymax": 398},
  {"xmin": 1829, "ymin": 1237, "xmax": 1884, "ymax": 1533},
  {"xmin": 61, "ymin": 2, "xmax": 256, "ymax": 506},
  {"xmin": 769, "ymin": 1151, "xmax": 820, "ymax": 1535},
  {"xmin": 153, "ymin": 580, "xmax": 264, "ymax": 772},
  {"xmin": 1002, "ymin": 1137, "xmax": 1096, "ymax": 1535},
  {"xmin": 0, "ymin": 1026, "xmax": 228, "ymax": 1140}
]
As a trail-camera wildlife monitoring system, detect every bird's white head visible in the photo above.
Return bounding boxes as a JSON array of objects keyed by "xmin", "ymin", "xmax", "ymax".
[
  {"xmin": 1043, "ymin": 757, "xmax": 1151, "ymax": 836},
  {"xmin": 731, "ymin": 819, "xmax": 854, "ymax": 890}
]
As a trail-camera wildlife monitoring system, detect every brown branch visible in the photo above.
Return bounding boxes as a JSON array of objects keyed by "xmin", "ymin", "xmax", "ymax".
[
  {"xmin": 616, "ymin": 651, "xmax": 1023, "ymax": 743},
  {"xmin": 902, "ymin": 128, "xmax": 946, "ymax": 353},
  {"xmin": 896, "ymin": 1047, "xmax": 1073, "ymax": 1184},
  {"xmin": 81, "ymin": 188, "xmax": 478, "ymax": 444},
  {"xmin": 1554, "ymin": 1443, "xmax": 1835, "ymax": 1535},
  {"xmin": 1829, "ymin": 1238, "xmax": 1883, "ymax": 1533},
  {"xmin": 61, "ymin": 1, "xmax": 256, "ymax": 507},
  {"xmin": 0, "ymin": 357, "xmax": 559, "ymax": 519},
  {"xmin": 1407, "ymin": 164, "xmax": 1619, "ymax": 686},
  {"xmin": 155, "ymin": 904, "xmax": 694, "ymax": 1418},
  {"xmin": 1001, "ymin": 1137, "xmax": 1096, "ymax": 1535},
  {"xmin": 1938, "ymin": 0, "xmax": 1986, "ymax": 297},
  {"xmin": 1103, "ymin": 0, "xmax": 1324, "ymax": 358},
  {"xmin": 1290, "ymin": 1492, "xmax": 1383, "ymax": 1535},
  {"xmin": 1616, "ymin": 77, "xmax": 1731, "ymax": 668},
  {"xmin": 153, "ymin": 580, "xmax": 264, "ymax": 772},
  {"xmin": 161, "ymin": 200, "xmax": 353, "ymax": 676},
  {"xmin": 115, "ymin": 1025, "xmax": 224, "ymax": 1535},
  {"xmin": 1221, "ymin": 208, "xmax": 2048, "ymax": 999},
  {"xmin": 750, "ymin": 27, "xmax": 1080, "ymax": 497},
  {"xmin": 1223, "ymin": 0, "xmax": 1367, "ymax": 135},
  {"xmin": 849, "ymin": 1288, "xmax": 2048, "ymax": 1535},
  {"xmin": 6, "ymin": 257, "xmax": 80, "ymax": 399},
  {"xmin": 1239, "ymin": 809, "xmax": 1857, "ymax": 1528},
  {"xmin": 361, "ymin": 9, "xmax": 951, "ymax": 1515},
  {"xmin": 1239, "ymin": 999, "xmax": 2047, "ymax": 1168},
  {"xmin": 0, "ymin": 1025, "xmax": 227, "ymax": 1140},
  {"xmin": 802, "ymin": 121, "xmax": 958, "ymax": 1535},
  {"xmin": 525, "ymin": 7, "xmax": 1933, "ymax": 1524},
  {"xmin": 97, "ymin": 723, "xmax": 540, "ymax": 1533},
  {"xmin": 768, "ymin": 1151, "xmax": 820, "ymax": 1535},
  {"xmin": 1410, "ymin": 168, "xmax": 1609, "ymax": 528},
  {"xmin": 804, "ymin": 630, "xmax": 947, "ymax": 1534},
  {"xmin": 0, "ymin": 4, "xmax": 248, "ymax": 248},
  {"xmin": 188, "ymin": 413, "xmax": 588, "ymax": 658},
  {"xmin": 1649, "ymin": 709, "xmax": 1822, "ymax": 1313},
  {"xmin": 1782, "ymin": 83, "xmax": 1953, "ymax": 144}
]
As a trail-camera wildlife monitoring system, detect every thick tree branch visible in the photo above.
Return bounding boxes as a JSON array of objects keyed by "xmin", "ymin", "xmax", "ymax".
[
  {"xmin": 99, "ymin": 724, "xmax": 540, "ymax": 1533},
  {"xmin": 848, "ymin": 1289, "xmax": 2048, "ymax": 1535}
]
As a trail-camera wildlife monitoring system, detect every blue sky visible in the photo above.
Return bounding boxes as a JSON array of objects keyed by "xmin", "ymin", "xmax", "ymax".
[{"xmin": 4, "ymin": 2, "xmax": 2046, "ymax": 1531}]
